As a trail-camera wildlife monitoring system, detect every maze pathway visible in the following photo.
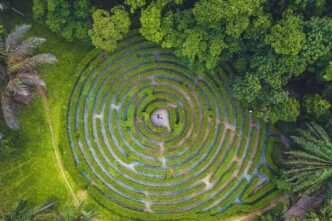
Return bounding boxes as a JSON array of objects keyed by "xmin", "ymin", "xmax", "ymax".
[{"xmin": 67, "ymin": 34, "xmax": 279, "ymax": 220}]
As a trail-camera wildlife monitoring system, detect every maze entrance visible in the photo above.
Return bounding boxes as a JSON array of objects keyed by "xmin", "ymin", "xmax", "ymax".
[{"xmin": 67, "ymin": 34, "xmax": 278, "ymax": 220}]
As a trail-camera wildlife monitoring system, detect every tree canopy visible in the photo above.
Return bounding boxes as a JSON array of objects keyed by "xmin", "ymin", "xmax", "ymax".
[
  {"xmin": 89, "ymin": 6, "xmax": 130, "ymax": 52},
  {"xmin": 32, "ymin": 0, "xmax": 332, "ymax": 123},
  {"xmin": 33, "ymin": 0, "xmax": 91, "ymax": 41}
]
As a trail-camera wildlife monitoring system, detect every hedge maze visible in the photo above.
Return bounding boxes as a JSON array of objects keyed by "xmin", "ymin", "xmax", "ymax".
[{"xmin": 67, "ymin": 34, "xmax": 279, "ymax": 220}]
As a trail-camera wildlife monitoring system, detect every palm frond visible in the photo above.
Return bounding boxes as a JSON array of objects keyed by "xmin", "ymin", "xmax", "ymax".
[
  {"xmin": 283, "ymin": 166, "xmax": 326, "ymax": 174},
  {"xmin": 295, "ymin": 168, "xmax": 332, "ymax": 194},
  {"xmin": 10, "ymin": 200, "xmax": 29, "ymax": 219},
  {"xmin": 284, "ymin": 159, "xmax": 330, "ymax": 167},
  {"xmin": 17, "ymin": 73, "xmax": 45, "ymax": 88},
  {"xmin": 1, "ymin": 93, "xmax": 19, "ymax": 130},
  {"xmin": 31, "ymin": 201, "xmax": 55, "ymax": 218},
  {"xmin": 8, "ymin": 53, "xmax": 57, "ymax": 73},
  {"xmin": 285, "ymin": 170, "xmax": 317, "ymax": 182},
  {"xmin": 309, "ymin": 122, "xmax": 331, "ymax": 143},
  {"xmin": 285, "ymin": 151, "xmax": 332, "ymax": 164},
  {"xmin": 5, "ymin": 24, "xmax": 31, "ymax": 52},
  {"xmin": 10, "ymin": 37, "xmax": 46, "ymax": 59},
  {"xmin": 6, "ymin": 78, "xmax": 33, "ymax": 104},
  {"xmin": 291, "ymin": 136, "xmax": 331, "ymax": 161}
]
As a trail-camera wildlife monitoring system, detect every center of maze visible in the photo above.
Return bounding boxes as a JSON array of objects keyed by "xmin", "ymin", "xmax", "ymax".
[
  {"xmin": 67, "ymin": 34, "xmax": 278, "ymax": 220},
  {"xmin": 151, "ymin": 108, "xmax": 171, "ymax": 132}
]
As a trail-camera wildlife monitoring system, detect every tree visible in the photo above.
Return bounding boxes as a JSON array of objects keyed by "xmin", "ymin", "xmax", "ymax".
[
  {"xmin": 255, "ymin": 97, "xmax": 300, "ymax": 123},
  {"xmin": 265, "ymin": 10, "xmax": 305, "ymax": 56},
  {"xmin": 0, "ymin": 24, "xmax": 57, "ymax": 130},
  {"xmin": 192, "ymin": 0, "xmax": 261, "ymax": 37},
  {"xmin": 232, "ymin": 16, "xmax": 332, "ymax": 123},
  {"xmin": 323, "ymin": 61, "xmax": 332, "ymax": 81},
  {"xmin": 304, "ymin": 95, "xmax": 331, "ymax": 120},
  {"xmin": 32, "ymin": 0, "xmax": 91, "ymax": 41},
  {"xmin": 280, "ymin": 122, "xmax": 332, "ymax": 195},
  {"xmin": 0, "ymin": 200, "xmax": 54, "ymax": 221},
  {"xmin": 138, "ymin": 0, "xmax": 264, "ymax": 72},
  {"xmin": 54, "ymin": 203, "xmax": 95, "ymax": 221},
  {"xmin": 89, "ymin": 6, "xmax": 130, "ymax": 52},
  {"xmin": 32, "ymin": 0, "xmax": 47, "ymax": 24},
  {"xmin": 125, "ymin": 0, "xmax": 146, "ymax": 13},
  {"xmin": 140, "ymin": 4, "xmax": 164, "ymax": 43},
  {"xmin": 233, "ymin": 73, "xmax": 262, "ymax": 103}
]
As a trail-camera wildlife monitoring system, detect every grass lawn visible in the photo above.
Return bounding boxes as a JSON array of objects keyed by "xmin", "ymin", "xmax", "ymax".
[{"xmin": 0, "ymin": 1, "xmax": 94, "ymax": 215}]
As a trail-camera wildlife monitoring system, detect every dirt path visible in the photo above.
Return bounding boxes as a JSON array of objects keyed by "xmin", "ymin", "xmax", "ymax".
[
  {"xmin": 39, "ymin": 87, "xmax": 80, "ymax": 206},
  {"xmin": 227, "ymin": 195, "xmax": 288, "ymax": 221}
]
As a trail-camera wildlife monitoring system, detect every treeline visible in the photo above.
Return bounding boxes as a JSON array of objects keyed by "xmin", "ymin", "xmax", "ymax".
[
  {"xmin": 32, "ymin": 0, "xmax": 91, "ymax": 41},
  {"xmin": 32, "ymin": 0, "xmax": 332, "ymax": 123}
]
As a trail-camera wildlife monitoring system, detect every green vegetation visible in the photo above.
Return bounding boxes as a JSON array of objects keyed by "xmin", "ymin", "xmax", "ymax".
[
  {"xmin": 0, "ymin": 200, "xmax": 95, "ymax": 221},
  {"xmin": 89, "ymin": 6, "xmax": 130, "ymax": 52},
  {"xmin": 304, "ymin": 95, "xmax": 331, "ymax": 120},
  {"xmin": 79, "ymin": 0, "xmax": 332, "ymax": 123},
  {"xmin": 32, "ymin": 0, "xmax": 91, "ymax": 41},
  {"xmin": 0, "ymin": 0, "xmax": 330, "ymax": 220},
  {"xmin": 0, "ymin": 24, "xmax": 57, "ymax": 129},
  {"xmin": 278, "ymin": 122, "xmax": 332, "ymax": 195},
  {"xmin": 0, "ymin": 200, "xmax": 54, "ymax": 221},
  {"xmin": 66, "ymin": 34, "xmax": 279, "ymax": 220},
  {"xmin": 0, "ymin": 4, "xmax": 94, "ymax": 219}
]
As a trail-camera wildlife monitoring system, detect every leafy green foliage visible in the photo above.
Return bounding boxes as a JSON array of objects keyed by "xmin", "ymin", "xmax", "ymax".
[
  {"xmin": 233, "ymin": 74, "xmax": 262, "ymax": 103},
  {"xmin": 32, "ymin": 0, "xmax": 47, "ymax": 23},
  {"xmin": 290, "ymin": 0, "xmax": 327, "ymax": 16},
  {"xmin": 138, "ymin": 0, "xmax": 331, "ymax": 123},
  {"xmin": 89, "ymin": 7, "xmax": 130, "ymax": 52},
  {"xmin": 279, "ymin": 122, "xmax": 332, "ymax": 195},
  {"xmin": 125, "ymin": 0, "xmax": 146, "ymax": 13},
  {"xmin": 54, "ymin": 203, "xmax": 95, "ymax": 221},
  {"xmin": 0, "ymin": 129, "xmax": 18, "ymax": 157},
  {"xmin": 265, "ymin": 11, "xmax": 305, "ymax": 56},
  {"xmin": 301, "ymin": 17, "xmax": 332, "ymax": 65},
  {"xmin": 305, "ymin": 201, "xmax": 332, "ymax": 221},
  {"xmin": 304, "ymin": 94, "xmax": 331, "ymax": 120},
  {"xmin": 32, "ymin": 0, "xmax": 91, "ymax": 41},
  {"xmin": 192, "ymin": 0, "xmax": 261, "ymax": 37},
  {"xmin": 138, "ymin": 0, "xmax": 264, "ymax": 72},
  {"xmin": 0, "ymin": 200, "xmax": 54, "ymax": 221},
  {"xmin": 256, "ymin": 97, "xmax": 300, "ymax": 123},
  {"xmin": 323, "ymin": 61, "xmax": 332, "ymax": 81},
  {"xmin": 140, "ymin": 4, "xmax": 164, "ymax": 42},
  {"xmin": 232, "ymin": 15, "xmax": 332, "ymax": 123}
]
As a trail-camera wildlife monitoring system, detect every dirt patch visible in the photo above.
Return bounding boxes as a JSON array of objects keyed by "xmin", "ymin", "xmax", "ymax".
[{"xmin": 150, "ymin": 108, "xmax": 171, "ymax": 131}]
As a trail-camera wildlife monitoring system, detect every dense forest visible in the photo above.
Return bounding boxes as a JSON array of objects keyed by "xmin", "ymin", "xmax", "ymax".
[{"xmin": 33, "ymin": 0, "xmax": 332, "ymax": 123}]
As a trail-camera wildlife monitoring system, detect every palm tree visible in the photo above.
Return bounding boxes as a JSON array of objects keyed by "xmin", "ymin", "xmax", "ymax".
[
  {"xmin": 54, "ymin": 203, "xmax": 95, "ymax": 221},
  {"xmin": 0, "ymin": 200, "xmax": 55, "ymax": 221},
  {"xmin": 282, "ymin": 121, "xmax": 332, "ymax": 195},
  {"xmin": 0, "ymin": 24, "xmax": 57, "ymax": 130}
]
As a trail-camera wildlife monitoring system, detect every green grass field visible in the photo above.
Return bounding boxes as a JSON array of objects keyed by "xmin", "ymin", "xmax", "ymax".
[{"xmin": 0, "ymin": 6, "xmax": 92, "ymax": 214}]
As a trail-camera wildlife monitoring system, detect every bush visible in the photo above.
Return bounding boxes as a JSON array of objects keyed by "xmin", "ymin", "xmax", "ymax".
[
  {"xmin": 89, "ymin": 6, "xmax": 131, "ymax": 52},
  {"xmin": 303, "ymin": 94, "xmax": 331, "ymax": 120},
  {"xmin": 32, "ymin": 0, "xmax": 91, "ymax": 41}
]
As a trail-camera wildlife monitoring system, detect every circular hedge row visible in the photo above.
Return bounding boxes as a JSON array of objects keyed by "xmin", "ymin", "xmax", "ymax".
[{"xmin": 67, "ymin": 34, "xmax": 279, "ymax": 220}]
